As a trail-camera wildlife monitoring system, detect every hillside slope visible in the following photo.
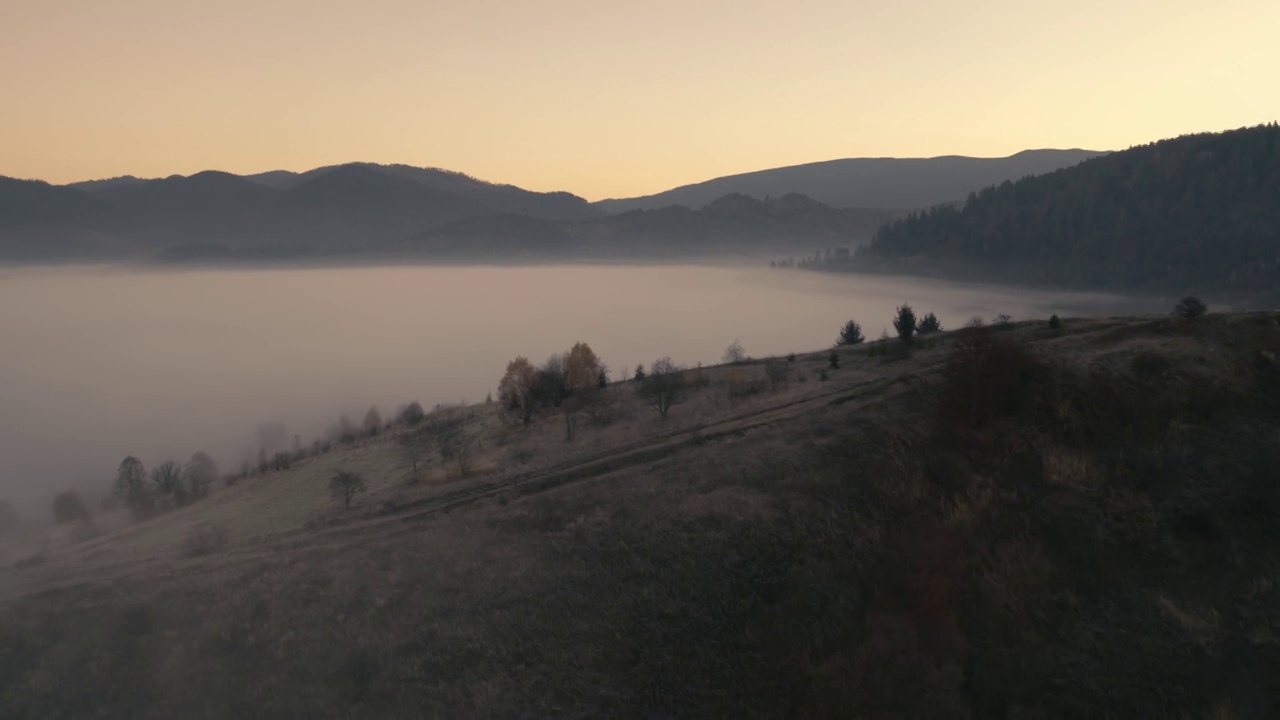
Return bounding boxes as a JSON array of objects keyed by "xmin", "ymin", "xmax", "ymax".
[
  {"xmin": 2, "ymin": 312, "xmax": 1279, "ymax": 717},
  {"xmin": 857, "ymin": 124, "xmax": 1280, "ymax": 300},
  {"xmin": 594, "ymin": 149, "xmax": 1106, "ymax": 213}
]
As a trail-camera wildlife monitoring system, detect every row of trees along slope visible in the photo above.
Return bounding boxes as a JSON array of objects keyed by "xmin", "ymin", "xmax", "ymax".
[{"xmin": 856, "ymin": 124, "xmax": 1280, "ymax": 300}]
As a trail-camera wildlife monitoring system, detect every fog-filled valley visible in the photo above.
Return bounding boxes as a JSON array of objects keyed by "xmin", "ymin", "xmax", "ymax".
[{"xmin": 0, "ymin": 262, "xmax": 1160, "ymax": 519}]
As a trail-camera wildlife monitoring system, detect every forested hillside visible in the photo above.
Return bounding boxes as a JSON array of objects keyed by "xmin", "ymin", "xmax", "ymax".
[{"xmin": 856, "ymin": 124, "xmax": 1280, "ymax": 299}]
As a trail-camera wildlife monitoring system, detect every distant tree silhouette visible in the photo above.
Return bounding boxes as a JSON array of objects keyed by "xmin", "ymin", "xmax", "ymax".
[
  {"xmin": 917, "ymin": 312, "xmax": 942, "ymax": 334},
  {"xmin": 114, "ymin": 456, "xmax": 153, "ymax": 518},
  {"xmin": 182, "ymin": 452, "xmax": 218, "ymax": 501},
  {"xmin": 893, "ymin": 305, "xmax": 917, "ymax": 344},
  {"xmin": 52, "ymin": 490, "xmax": 89, "ymax": 524},
  {"xmin": 858, "ymin": 124, "xmax": 1280, "ymax": 296},
  {"xmin": 363, "ymin": 406, "xmax": 383, "ymax": 436},
  {"xmin": 397, "ymin": 401, "xmax": 426, "ymax": 426},
  {"xmin": 1175, "ymin": 296, "xmax": 1207, "ymax": 319},
  {"xmin": 836, "ymin": 320, "xmax": 865, "ymax": 346},
  {"xmin": 723, "ymin": 339, "xmax": 748, "ymax": 364},
  {"xmin": 150, "ymin": 461, "xmax": 185, "ymax": 506}
]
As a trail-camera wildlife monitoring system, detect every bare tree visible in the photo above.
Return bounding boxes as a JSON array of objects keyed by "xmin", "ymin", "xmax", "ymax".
[
  {"xmin": 328, "ymin": 470, "xmax": 367, "ymax": 510},
  {"xmin": 429, "ymin": 413, "xmax": 475, "ymax": 477},
  {"xmin": 639, "ymin": 357, "xmax": 687, "ymax": 419},
  {"xmin": 723, "ymin": 339, "xmax": 748, "ymax": 363},
  {"xmin": 399, "ymin": 431, "xmax": 430, "ymax": 484},
  {"xmin": 150, "ymin": 460, "xmax": 185, "ymax": 506}
]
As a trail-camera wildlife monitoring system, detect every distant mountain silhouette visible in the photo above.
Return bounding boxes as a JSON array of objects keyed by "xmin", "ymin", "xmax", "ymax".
[
  {"xmin": 0, "ymin": 151, "xmax": 1106, "ymax": 263},
  {"xmin": 0, "ymin": 162, "xmax": 599, "ymax": 261},
  {"xmin": 851, "ymin": 124, "xmax": 1280, "ymax": 300},
  {"xmin": 394, "ymin": 193, "xmax": 900, "ymax": 260},
  {"xmin": 594, "ymin": 149, "xmax": 1106, "ymax": 213}
]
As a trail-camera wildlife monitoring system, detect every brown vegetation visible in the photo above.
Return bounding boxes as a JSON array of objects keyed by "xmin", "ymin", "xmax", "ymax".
[{"xmin": 2, "ymin": 313, "xmax": 1278, "ymax": 718}]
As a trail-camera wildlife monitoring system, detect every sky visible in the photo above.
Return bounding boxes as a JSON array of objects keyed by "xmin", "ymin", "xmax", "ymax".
[{"xmin": 1, "ymin": 0, "xmax": 1277, "ymax": 200}]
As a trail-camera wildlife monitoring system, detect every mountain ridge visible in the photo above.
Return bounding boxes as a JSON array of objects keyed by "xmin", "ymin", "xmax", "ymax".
[{"xmin": 593, "ymin": 148, "xmax": 1107, "ymax": 212}]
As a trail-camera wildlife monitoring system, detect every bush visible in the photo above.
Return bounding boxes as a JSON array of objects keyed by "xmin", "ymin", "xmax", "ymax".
[
  {"xmin": 1174, "ymin": 296, "xmax": 1207, "ymax": 319},
  {"xmin": 52, "ymin": 490, "xmax": 89, "ymax": 524},
  {"xmin": 271, "ymin": 452, "xmax": 292, "ymax": 471},
  {"xmin": 917, "ymin": 312, "xmax": 942, "ymax": 334},
  {"xmin": 836, "ymin": 320, "xmax": 865, "ymax": 346},
  {"xmin": 639, "ymin": 357, "xmax": 687, "ymax": 419},
  {"xmin": 828, "ymin": 351, "xmax": 840, "ymax": 369},
  {"xmin": 1049, "ymin": 314, "xmax": 1062, "ymax": 330},
  {"xmin": 893, "ymin": 305, "xmax": 917, "ymax": 344},
  {"xmin": 397, "ymin": 401, "xmax": 426, "ymax": 426}
]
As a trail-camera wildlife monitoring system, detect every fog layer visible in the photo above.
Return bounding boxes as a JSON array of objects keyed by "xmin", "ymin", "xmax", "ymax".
[{"xmin": 0, "ymin": 263, "xmax": 1160, "ymax": 515}]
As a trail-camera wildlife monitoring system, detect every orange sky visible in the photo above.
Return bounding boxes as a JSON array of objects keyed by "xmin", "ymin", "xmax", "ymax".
[{"xmin": 1, "ymin": 0, "xmax": 1276, "ymax": 200}]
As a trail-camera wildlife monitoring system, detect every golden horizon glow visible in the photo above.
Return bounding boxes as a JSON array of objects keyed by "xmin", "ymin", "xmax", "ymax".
[{"xmin": 2, "ymin": 0, "xmax": 1277, "ymax": 200}]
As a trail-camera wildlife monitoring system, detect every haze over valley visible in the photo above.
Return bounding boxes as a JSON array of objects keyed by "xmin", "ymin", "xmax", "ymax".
[{"xmin": 2, "ymin": 0, "xmax": 1278, "ymax": 716}]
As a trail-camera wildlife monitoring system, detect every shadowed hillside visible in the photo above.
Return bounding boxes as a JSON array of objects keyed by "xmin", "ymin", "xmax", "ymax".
[
  {"xmin": 856, "ymin": 124, "xmax": 1280, "ymax": 301},
  {"xmin": 594, "ymin": 149, "xmax": 1106, "ymax": 213},
  {"xmin": 3, "ymin": 310, "xmax": 1278, "ymax": 718}
]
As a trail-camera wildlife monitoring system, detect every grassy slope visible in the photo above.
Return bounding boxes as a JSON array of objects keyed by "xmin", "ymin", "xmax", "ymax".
[{"xmin": 1, "ymin": 314, "xmax": 1279, "ymax": 718}]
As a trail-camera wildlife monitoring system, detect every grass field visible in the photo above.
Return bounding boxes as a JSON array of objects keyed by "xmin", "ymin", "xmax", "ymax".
[{"xmin": 2, "ymin": 313, "xmax": 1278, "ymax": 718}]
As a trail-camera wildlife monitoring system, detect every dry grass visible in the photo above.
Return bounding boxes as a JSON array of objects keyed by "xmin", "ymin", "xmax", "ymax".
[{"xmin": 2, "ymin": 312, "xmax": 1279, "ymax": 718}]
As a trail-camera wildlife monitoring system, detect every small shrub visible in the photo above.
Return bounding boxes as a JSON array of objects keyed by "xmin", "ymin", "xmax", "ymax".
[
  {"xmin": 1174, "ymin": 296, "xmax": 1207, "ymax": 319},
  {"xmin": 828, "ymin": 351, "xmax": 840, "ymax": 369},
  {"xmin": 837, "ymin": 320, "xmax": 865, "ymax": 346},
  {"xmin": 397, "ymin": 402, "xmax": 426, "ymax": 426},
  {"xmin": 787, "ymin": 353, "xmax": 796, "ymax": 363},
  {"xmin": 1048, "ymin": 314, "xmax": 1062, "ymax": 330}
]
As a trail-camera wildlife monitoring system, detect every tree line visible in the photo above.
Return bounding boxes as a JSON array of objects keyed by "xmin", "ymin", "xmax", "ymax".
[{"xmin": 854, "ymin": 124, "xmax": 1280, "ymax": 298}]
